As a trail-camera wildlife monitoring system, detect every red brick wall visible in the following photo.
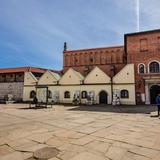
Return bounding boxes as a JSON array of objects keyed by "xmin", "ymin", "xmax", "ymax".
[
  {"xmin": 126, "ymin": 30, "xmax": 160, "ymax": 103},
  {"xmin": 63, "ymin": 46, "xmax": 125, "ymax": 77}
]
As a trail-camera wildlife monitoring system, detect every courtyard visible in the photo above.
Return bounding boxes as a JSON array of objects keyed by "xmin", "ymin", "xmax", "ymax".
[{"xmin": 0, "ymin": 104, "xmax": 160, "ymax": 160}]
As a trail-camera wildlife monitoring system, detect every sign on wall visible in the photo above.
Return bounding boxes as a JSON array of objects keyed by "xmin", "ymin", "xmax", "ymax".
[{"xmin": 37, "ymin": 87, "xmax": 47, "ymax": 103}]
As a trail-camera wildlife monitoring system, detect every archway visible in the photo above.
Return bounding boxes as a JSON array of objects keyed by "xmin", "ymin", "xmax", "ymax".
[
  {"xmin": 99, "ymin": 91, "xmax": 108, "ymax": 104},
  {"xmin": 150, "ymin": 85, "xmax": 160, "ymax": 104}
]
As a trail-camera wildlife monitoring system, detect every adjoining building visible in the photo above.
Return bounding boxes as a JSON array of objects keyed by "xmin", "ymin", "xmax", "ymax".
[
  {"xmin": 0, "ymin": 67, "xmax": 51, "ymax": 102},
  {"xmin": 23, "ymin": 64, "xmax": 136, "ymax": 105}
]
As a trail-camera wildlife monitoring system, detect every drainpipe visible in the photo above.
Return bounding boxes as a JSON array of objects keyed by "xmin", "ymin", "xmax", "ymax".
[
  {"xmin": 111, "ymin": 77, "xmax": 113, "ymax": 105},
  {"xmin": 110, "ymin": 65, "xmax": 115, "ymax": 105}
]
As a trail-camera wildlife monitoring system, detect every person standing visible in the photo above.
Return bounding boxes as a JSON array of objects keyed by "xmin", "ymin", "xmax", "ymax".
[{"xmin": 156, "ymin": 93, "xmax": 160, "ymax": 117}]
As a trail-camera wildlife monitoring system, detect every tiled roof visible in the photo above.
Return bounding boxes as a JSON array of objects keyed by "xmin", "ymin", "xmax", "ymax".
[{"xmin": 0, "ymin": 66, "xmax": 60, "ymax": 74}]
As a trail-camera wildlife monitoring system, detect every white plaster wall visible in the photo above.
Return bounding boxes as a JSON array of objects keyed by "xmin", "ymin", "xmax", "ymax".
[
  {"xmin": 113, "ymin": 84, "xmax": 136, "ymax": 105},
  {"xmin": 38, "ymin": 71, "xmax": 59, "ymax": 85},
  {"xmin": 84, "ymin": 67, "xmax": 111, "ymax": 84},
  {"xmin": 24, "ymin": 72, "xmax": 37, "ymax": 86},
  {"xmin": 49, "ymin": 85, "xmax": 111, "ymax": 104},
  {"xmin": 23, "ymin": 86, "xmax": 36, "ymax": 101},
  {"xmin": 59, "ymin": 68, "xmax": 83, "ymax": 85},
  {"xmin": 113, "ymin": 64, "xmax": 135, "ymax": 84}
]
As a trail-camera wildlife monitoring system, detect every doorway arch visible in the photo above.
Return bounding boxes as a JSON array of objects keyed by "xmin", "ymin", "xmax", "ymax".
[
  {"xmin": 150, "ymin": 85, "xmax": 160, "ymax": 104},
  {"xmin": 99, "ymin": 91, "xmax": 108, "ymax": 104}
]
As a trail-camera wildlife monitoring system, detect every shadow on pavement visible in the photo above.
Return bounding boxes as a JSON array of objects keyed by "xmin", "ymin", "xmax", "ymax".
[
  {"xmin": 18, "ymin": 106, "xmax": 49, "ymax": 110},
  {"xmin": 68, "ymin": 104, "xmax": 157, "ymax": 114}
]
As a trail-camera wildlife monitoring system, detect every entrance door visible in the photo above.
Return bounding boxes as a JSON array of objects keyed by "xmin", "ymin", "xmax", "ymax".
[
  {"xmin": 99, "ymin": 91, "xmax": 108, "ymax": 104},
  {"xmin": 150, "ymin": 85, "xmax": 160, "ymax": 104}
]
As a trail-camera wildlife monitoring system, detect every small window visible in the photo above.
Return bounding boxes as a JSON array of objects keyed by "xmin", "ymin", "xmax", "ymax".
[
  {"xmin": 139, "ymin": 64, "xmax": 145, "ymax": 74},
  {"xmin": 149, "ymin": 61, "xmax": 159, "ymax": 73},
  {"xmin": 64, "ymin": 91, "xmax": 70, "ymax": 98},
  {"xmin": 81, "ymin": 91, "xmax": 87, "ymax": 99},
  {"xmin": 30, "ymin": 90, "xmax": 36, "ymax": 99},
  {"xmin": 121, "ymin": 90, "xmax": 129, "ymax": 98},
  {"xmin": 140, "ymin": 39, "xmax": 148, "ymax": 51},
  {"xmin": 48, "ymin": 90, "xmax": 52, "ymax": 98}
]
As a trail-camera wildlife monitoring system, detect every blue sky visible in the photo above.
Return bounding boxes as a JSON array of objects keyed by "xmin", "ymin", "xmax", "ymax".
[{"xmin": 0, "ymin": 0, "xmax": 160, "ymax": 70}]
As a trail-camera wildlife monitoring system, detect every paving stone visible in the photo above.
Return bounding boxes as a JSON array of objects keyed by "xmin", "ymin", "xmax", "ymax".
[
  {"xmin": 85, "ymin": 140, "xmax": 110, "ymax": 153},
  {"xmin": 123, "ymin": 151, "xmax": 150, "ymax": 160},
  {"xmin": 27, "ymin": 132, "xmax": 53, "ymax": 143},
  {"xmin": 105, "ymin": 146, "xmax": 127, "ymax": 160},
  {"xmin": 0, "ymin": 151, "xmax": 24, "ymax": 160},
  {"xmin": 46, "ymin": 137, "xmax": 68, "ymax": 147},
  {"xmin": 21, "ymin": 152, "xmax": 33, "ymax": 160},
  {"xmin": 71, "ymin": 136, "xmax": 95, "ymax": 146},
  {"xmin": 70, "ymin": 152, "xmax": 109, "ymax": 160},
  {"xmin": 1, "ymin": 104, "xmax": 160, "ymax": 160},
  {"xmin": 0, "ymin": 145, "xmax": 14, "ymax": 157},
  {"xmin": 129, "ymin": 146, "xmax": 160, "ymax": 158},
  {"xmin": 48, "ymin": 157, "xmax": 61, "ymax": 160},
  {"xmin": 34, "ymin": 147, "xmax": 59, "ymax": 159},
  {"xmin": 112, "ymin": 141, "xmax": 134, "ymax": 149},
  {"xmin": 24, "ymin": 144, "xmax": 47, "ymax": 152},
  {"xmin": 8, "ymin": 139, "xmax": 38, "ymax": 151}
]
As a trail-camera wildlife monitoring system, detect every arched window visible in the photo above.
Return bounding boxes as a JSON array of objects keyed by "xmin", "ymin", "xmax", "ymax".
[
  {"xmin": 30, "ymin": 90, "xmax": 36, "ymax": 99},
  {"xmin": 139, "ymin": 64, "xmax": 145, "ymax": 74},
  {"xmin": 48, "ymin": 90, "xmax": 52, "ymax": 98},
  {"xmin": 149, "ymin": 61, "xmax": 159, "ymax": 73},
  {"xmin": 120, "ymin": 90, "xmax": 129, "ymax": 98},
  {"xmin": 81, "ymin": 91, "xmax": 87, "ymax": 99},
  {"xmin": 64, "ymin": 91, "xmax": 70, "ymax": 98}
]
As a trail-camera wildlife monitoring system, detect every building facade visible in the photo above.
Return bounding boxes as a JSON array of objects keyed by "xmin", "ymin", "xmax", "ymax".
[
  {"xmin": 1, "ymin": 29, "xmax": 160, "ymax": 105},
  {"xmin": 63, "ymin": 29, "xmax": 160, "ymax": 104},
  {"xmin": 23, "ymin": 64, "xmax": 136, "ymax": 105}
]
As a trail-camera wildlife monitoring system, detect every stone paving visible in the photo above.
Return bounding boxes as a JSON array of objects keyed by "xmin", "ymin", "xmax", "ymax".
[{"xmin": 0, "ymin": 104, "xmax": 160, "ymax": 160}]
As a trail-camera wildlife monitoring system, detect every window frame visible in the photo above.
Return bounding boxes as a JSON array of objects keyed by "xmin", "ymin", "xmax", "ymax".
[
  {"xmin": 64, "ymin": 91, "xmax": 70, "ymax": 99},
  {"xmin": 30, "ymin": 90, "xmax": 36, "ymax": 99},
  {"xmin": 148, "ymin": 61, "xmax": 160, "ymax": 73},
  {"xmin": 138, "ymin": 63, "xmax": 145, "ymax": 74},
  {"xmin": 81, "ymin": 91, "xmax": 87, "ymax": 99},
  {"xmin": 120, "ymin": 90, "xmax": 129, "ymax": 99}
]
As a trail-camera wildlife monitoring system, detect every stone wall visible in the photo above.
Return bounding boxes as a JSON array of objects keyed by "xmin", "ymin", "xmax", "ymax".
[{"xmin": 0, "ymin": 82, "xmax": 24, "ymax": 100}]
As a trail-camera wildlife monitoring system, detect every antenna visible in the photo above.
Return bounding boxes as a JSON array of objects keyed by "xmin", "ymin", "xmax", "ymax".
[{"xmin": 136, "ymin": 0, "xmax": 140, "ymax": 32}]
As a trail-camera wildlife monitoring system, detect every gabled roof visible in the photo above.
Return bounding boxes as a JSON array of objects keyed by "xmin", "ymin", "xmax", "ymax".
[
  {"xmin": 84, "ymin": 66, "xmax": 111, "ymax": 84},
  {"xmin": 38, "ymin": 70, "xmax": 61, "ymax": 84},
  {"xmin": 113, "ymin": 64, "xmax": 135, "ymax": 84},
  {"xmin": 72, "ymin": 69, "xmax": 84, "ymax": 80},
  {"xmin": 24, "ymin": 72, "xmax": 38, "ymax": 85},
  {"xmin": 59, "ymin": 68, "xmax": 84, "ymax": 85},
  {"xmin": 48, "ymin": 70, "xmax": 61, "ymax": 80}
]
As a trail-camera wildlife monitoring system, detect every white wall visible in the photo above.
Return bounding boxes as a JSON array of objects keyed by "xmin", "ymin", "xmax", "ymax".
[
  {"xmin": 23, "ymin": 86, "xmax": 36, "ymax": 101},
  {"xmin": 113, "ymin": 85, "xmax": 136, "ymax": 105}
]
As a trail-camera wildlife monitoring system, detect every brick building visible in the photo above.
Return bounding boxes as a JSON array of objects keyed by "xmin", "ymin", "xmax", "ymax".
[
  {"xmin": 63, "ymin": 29, "xmax": 160, "ymax": 104},
  {"xmin": 63, "ymin": 45, "xmax": 126, "ymax": 77}
]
